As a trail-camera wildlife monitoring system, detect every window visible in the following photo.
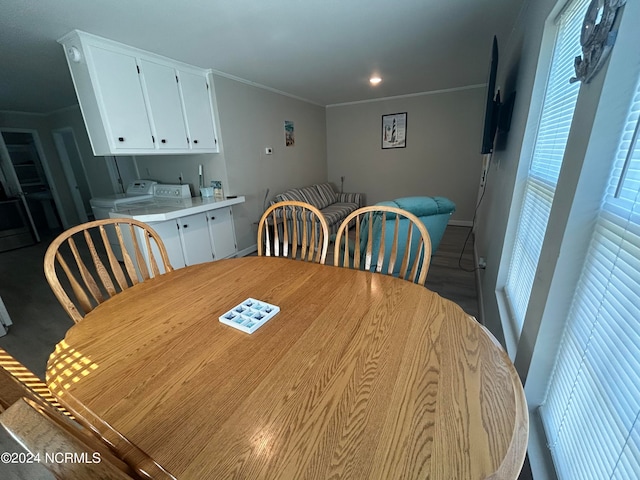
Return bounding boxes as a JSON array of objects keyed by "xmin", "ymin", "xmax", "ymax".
[
  {"xmin": 504, "ymin": 0, "xmax": 589, "ymax": 334},
  {"xmin": 540, "ymin": 76, "xmax": 640, "ymax": 478}
]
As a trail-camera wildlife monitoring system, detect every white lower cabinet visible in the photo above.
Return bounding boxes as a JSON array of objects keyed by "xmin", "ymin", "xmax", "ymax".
[
  {"xmin": 179, "ymin": 212, "xmax": 214, "ymax": 265},
  {"xmin": 206, "ymin": 207, "xmax": 236, "ymax": 260},
  {"xmin": 144, "ymin": 207, "xmax": 237, "ymax": 271},
  {"xmin": 146, "ymin": 220, "xmax": 186, "ymax": 269}
]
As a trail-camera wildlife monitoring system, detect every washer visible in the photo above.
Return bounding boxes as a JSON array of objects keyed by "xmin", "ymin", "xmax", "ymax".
[
  {"xmin": 90, "ymin": 180, "xmax": 157, "ymax": 260},
  {"xmin": 89, "ymin": 180, "xmax": 158, "ymax": 220}
]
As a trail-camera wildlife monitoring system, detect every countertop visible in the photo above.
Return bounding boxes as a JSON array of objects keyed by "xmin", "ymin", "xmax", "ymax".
[{"xmin": 110, "ymin": 196, "xmax": 245, "ymax": 222}]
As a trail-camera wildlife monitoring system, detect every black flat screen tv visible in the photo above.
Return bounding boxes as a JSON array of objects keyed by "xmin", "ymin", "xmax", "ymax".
[{"xmin": 480, "ymin": 36, "xmax": 500, "ymax": 154}]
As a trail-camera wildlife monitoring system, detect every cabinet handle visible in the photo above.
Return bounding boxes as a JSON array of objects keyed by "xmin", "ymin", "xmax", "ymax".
[
  {"xmin": 161, "ymin": 139, "xmax": 167, "ymax": 144},
  {"xmin": 210, "ymin": 216, "xmax": 215, "ymax": 220},
  {"xmin": 118, "ymin": 137, "xmax": 125, "ymax": 142},
  {"xmin": 193, "ymin": 139, "xmax": 199, "ymax": 144},
  {"xmin": 183, "ymin": 224, "xmax": 188, "ymax": 228}
]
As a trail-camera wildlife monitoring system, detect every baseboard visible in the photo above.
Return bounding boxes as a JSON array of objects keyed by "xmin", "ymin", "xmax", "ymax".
[
  {"xmin": 237, "ymin": 244, "xmax": 258, "ymax": 257},
  {"xmin": 473, "ymin": 238, "xmax": 485, "ymax": 325},
  {"xmin": 528, "ymin": 409, "xmax": 558, "ymax": 480},
  {"xmin": 448, "ymin": 219, "xmax": 473, "ymax": 227}
]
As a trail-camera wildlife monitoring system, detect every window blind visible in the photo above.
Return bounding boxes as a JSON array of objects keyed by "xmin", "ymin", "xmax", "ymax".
[
  {"xmin": 540, "ymin": 76, "xmax": 640, "ymax": 479},
  {"xmin": 504, "ymin": 0, "xmax": 588, "ymax": 332}
]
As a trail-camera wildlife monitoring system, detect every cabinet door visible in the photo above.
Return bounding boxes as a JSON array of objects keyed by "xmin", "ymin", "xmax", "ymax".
[
  {"xmin": 178, "ymin": 71, "xmax": 218, "ymax": 150},
  {"xmin": 138, "ymin": 60, "xmax": 189, "ymax": 150},
  {"xmin": 88, "ymin": 46, "xmax": 154, "ymax": 150},
  {"xmin": 146, "ymin": 220, "xmax": 186, "ymax": 270},
  {"xmin": 178, "ymin": 212, "xmax": 214, "ymax": 265},
  {"xmin": 207, "ymin": 207, "xmax": 237, "ymax": 260}
]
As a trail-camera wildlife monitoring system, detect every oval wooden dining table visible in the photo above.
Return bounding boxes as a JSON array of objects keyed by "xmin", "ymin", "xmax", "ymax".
[{"xmin": 46, "ymin": 256, "xmax": 528, "ymax": 479}]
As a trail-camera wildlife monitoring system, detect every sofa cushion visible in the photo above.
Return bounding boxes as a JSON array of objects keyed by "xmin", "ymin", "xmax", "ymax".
[
  {"xmin": 294, "ymin": 186, "xmax": 322, "ymax": 209},
  {"xmin": 315, "ymin": 183, "xmax": 337, "ymax": 209},
  {"xmin": 321, "ymin": 202, "xmax": 359, "ymax": 227},
  {"xmin": 276, "ymin": 188, "xmax": 307, "ymax": 204},
  {"xmin": 337, "ymin": 192, "xmax": 363, "ymax": 207}
]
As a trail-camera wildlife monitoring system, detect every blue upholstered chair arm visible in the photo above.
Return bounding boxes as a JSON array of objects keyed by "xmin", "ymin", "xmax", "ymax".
[
  {"xmin": 333, "ymin": 196, "xmax": 455, "ymax": 277},
  {"xmin": 376, "ymin": 196, "xmax": 456, "ymax": 217}
]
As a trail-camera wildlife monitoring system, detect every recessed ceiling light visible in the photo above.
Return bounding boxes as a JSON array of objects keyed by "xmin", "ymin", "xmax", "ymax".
[{"xmin": 370, "ymin": 76, "xmax": 382, "ymax": 85}]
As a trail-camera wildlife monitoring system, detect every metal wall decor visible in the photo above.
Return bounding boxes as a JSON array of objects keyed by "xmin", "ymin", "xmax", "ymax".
[{"xmin": 571, "ymin": 0, "xmax": 626, "ymax": 84}]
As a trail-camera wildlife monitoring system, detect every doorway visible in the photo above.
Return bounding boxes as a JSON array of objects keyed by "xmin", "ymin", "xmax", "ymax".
[
  {"xmin": 0, "ymin": 129, "xmax": 67, "ymax": 241},
  {"xmin": 52, "ymin": 127, "xmax": 92, "ymax": 222}
]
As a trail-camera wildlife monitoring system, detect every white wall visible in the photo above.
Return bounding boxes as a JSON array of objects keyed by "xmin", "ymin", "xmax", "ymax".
[
  {"xmin": 212, "ymin": 74, "xmax": 328, "ymax": 252},
  {"xmin": 326, "ymin": 87, "xmax": 486, "ymax": 223},
  {"xmin": 474, "ymin": 0, "xmax": 555, "ymax": 346},
  {"xmin": 475, "ymin": 0, "xmax": 638, "ymax": 476},
  {"xmin": 3, "ymin": 72, "xmax": 328, "ymax": 254},
  {"xmin": 134, "ymin": 153, "xmax": 228, "ymax": 197},
  {"xmin": 475, "ymin": 0, "xmax": 615, "ymax": 354},
  {"xmin": 125, "ymin": 73, "xmax": 329, "ymax": 253}
]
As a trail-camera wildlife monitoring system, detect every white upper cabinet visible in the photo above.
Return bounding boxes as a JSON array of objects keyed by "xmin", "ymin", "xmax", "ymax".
[
  {"xmin": 89, "ymin": 47, "xmax": 154, "ymax": 150},
  {"xmin": 139, "ymin": 59, "xmax": 189, "ymax": 150},
  {"xmin": 178, "ymin": 70, "xmax": 218, "ymax": 150},
  {"xmin": 59, "ymin": 30, "xmax": 220, "ymax": 156}
]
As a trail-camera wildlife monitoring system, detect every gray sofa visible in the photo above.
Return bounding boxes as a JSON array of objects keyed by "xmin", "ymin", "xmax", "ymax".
[{"xmin": 273, "ymin": 183, "xmax": 363, "ymax": 234}]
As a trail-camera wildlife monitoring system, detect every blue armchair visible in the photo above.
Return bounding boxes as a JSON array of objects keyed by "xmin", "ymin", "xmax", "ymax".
[
  {"xmin": 336, "ymin": 196, "xmax": 455, "ymax": 278},
  {"xmin": 374, "ymin": 196, "xmax": 456, "ymax": 255}
]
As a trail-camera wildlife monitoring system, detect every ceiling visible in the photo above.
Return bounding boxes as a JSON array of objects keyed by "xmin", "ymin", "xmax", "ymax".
[{"xmin": 0, "ymin": 0, "xmax": 525, "ymax": 114}]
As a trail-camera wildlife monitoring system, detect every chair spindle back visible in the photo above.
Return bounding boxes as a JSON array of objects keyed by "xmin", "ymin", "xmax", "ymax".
[
  {"xmin": 44, "ymin": 219, "xmax": 173, "ymax": 323},
  {"xmin": 333, "ymin": 206, "xmax": 432, "ymax": 285},
  {"xmin": 257, "ymin": 201, "xmax": 329, "ymax": 264}
]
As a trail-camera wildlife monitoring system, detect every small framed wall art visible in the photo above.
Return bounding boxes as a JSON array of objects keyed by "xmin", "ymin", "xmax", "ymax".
[
  {"xmin": 284, "ymin": 120, "xmax": 295, "ymax": 146},
  {"xmin": 381, "ymin": 112, "xmax": 407, "ymax": 149}
]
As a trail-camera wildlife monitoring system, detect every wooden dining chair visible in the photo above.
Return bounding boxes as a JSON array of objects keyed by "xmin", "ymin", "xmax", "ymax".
[
  {"xmin": 44, "ymin": 343, "xmax": 176, "ymax": 480},
  {"xmin": 1, "ymin": 349, "xmax": 174, "ymax": 479},
  {"xmin": 44, "ymin": 218, "xmax": 173, "ymax": 324},
  {"xmin": 333, "ymin": 205, "xmax": 433, "ymax": 285},
  {"xmin": 0, "ymin": 347, "xmax": 71, "ymax": 417},
  {"xmin": 257, "ymin": 201, "xmax": 329, "ymax": 264},
  {"xmin": 0, "ymin": 397, "xmax": 136, "ymax": 479}
]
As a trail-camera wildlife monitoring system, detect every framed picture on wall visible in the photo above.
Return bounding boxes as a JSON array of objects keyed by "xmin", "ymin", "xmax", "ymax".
[
  {"xmin": 381, "ymin": 112, "xmax": 407, "ymax": 149},
  {"xmin": 284, "ymin": 120, "xmax": 295, "ymax": 146}
]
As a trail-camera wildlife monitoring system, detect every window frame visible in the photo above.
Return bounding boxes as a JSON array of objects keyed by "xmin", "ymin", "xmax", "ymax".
[
  {"xmin": 495, "ymin": 0, "xmax": 640, "ymax": 477},
  {"xmin": 494, "ymin": 0, "xmax": 581, "ymax": 357}
]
